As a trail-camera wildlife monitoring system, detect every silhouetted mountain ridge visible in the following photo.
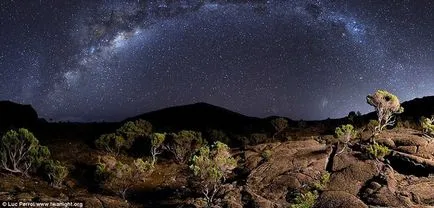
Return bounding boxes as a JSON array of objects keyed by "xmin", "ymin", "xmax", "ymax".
[
  {"xmin": 0, "ymin": 101, "xmax": 39, "ymax": 129},
  {"xmin": 125, "ymin": 102, "xmax": 274, "ymax": 133},
  {"xmin": 2, "ymin": 95, "xmax": 434, "ymax": 132},
  {"xmin": 400, "ymin": 96, "xmax": 434, "ymax": 119}
]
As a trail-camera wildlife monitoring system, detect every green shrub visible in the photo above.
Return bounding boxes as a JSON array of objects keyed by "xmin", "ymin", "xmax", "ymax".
[
  {"xmin": 421, "ymin": 116, "xmax": 434, "ymax": 137},
  {"xmin": 43, "ymin": 160, "xmax": 68, "ymax": 188},
  {"xmin": 335, "ymin": 124, "xmax": 357, "ymax": 141},
  {"xmin": 115, "ymin": 119, "xmax": 152, "ymax": 149},
  {"xmin": 95, "ymin": 133, "xmax": 125, "ymax": 155},
  {"xmin": 261, "ymin": 150, "xmax": 272, "ymax": 161},
  {"xmin": 189, "ymin": 141, "xmax": 237, "ymax": 206},
  {"xmin": 366, "ymin": 142, "xmax": 391, "ymax": 160},
  {"xmin": 96, "ymin": 155, "xmax": 153, "ymax": 199},
  {"xmin": 164, "ymin": 130, "xmax": 206, "ymax": 164},
  {"xmin": 366, "ymin": 90, "xmax": 404, "ymax": 134},
  {"xmin": 313, "ymin": 172, "xmax": 330, "ymax": 191},
  {"xmin": 95, "ymin": 119, "xmax": 152, "ymax": 155},
  {"xmin": 290, "ymin": 191, "xmax": 319, "ymax": 208},
  {"xmin": 334, "ymin": 124, "xmax": 357, "ymax": 154},
  {"xmin": 0, "ymin": 128, "xmax": 50, "ymax": 175}
]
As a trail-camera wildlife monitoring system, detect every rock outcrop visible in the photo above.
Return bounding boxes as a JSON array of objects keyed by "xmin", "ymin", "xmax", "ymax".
[{"xmin": 243, "ymin": 140, "xmax": 331, "ymax": 206}]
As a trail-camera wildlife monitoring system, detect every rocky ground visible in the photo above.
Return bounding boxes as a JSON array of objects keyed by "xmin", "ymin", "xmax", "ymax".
[
  {"xmin": 1, "ymin": 126, "xmax": 434, "ymax": 208},
  {"xmin": 221, "ymin": 127, "xmax": 434, "ymax": 208}
]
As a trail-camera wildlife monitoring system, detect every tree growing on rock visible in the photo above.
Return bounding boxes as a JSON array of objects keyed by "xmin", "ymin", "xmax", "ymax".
[
  {"xmin": 96, "ymin": 155, "xmax": 153, "ymax": 200},
  {"xmin": 189, "ymin": 141, "xmax": 237, "ymax": 206},
  {"xmin": 420, "ymin": 116, "xmax": 434, "ymax": 138},
  {"xmin": 334, "ymin": 124, "xmax": 357, "ymax": 154},
  {"xmin": 0, "ymin": 128, "xmax": 50, "ymax": 175},
  {"xmin": 366, "ymin": 90, "xmax": 404, "ymax": 134},
  {"xmin": 366, "ymin": 142, "xmax": 390, "ymax": 161},
  {"xmin": 271, "ymin": 117, "xmax": 288, "ymax": 139}
]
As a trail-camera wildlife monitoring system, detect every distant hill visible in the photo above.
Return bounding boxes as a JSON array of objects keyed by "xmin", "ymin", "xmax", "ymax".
[
  {"xmin": 2, "ymin": 95, "xmax": 434, "ymax": 133},
  {"xmin": 124, "ymin": 96, "xmax": 434, "ymax": 133},
  {"xmin": 400, "ymin": 96, "xmax": 434, "ymax": 119},
  {"xmin": 0, "ymin": 101, "xmax": 39, "ymax": 129},
  {"xmin": 124, "ymin": 102, "xmax": 274, "ymax": 133}
]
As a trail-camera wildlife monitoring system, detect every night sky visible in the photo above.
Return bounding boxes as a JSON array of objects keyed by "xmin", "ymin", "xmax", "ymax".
[{"xmin": 0, "ymin": 0, "xmax": 433, "ymax": 122}]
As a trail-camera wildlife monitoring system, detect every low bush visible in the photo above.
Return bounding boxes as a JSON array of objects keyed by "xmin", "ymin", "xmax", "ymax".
[
  {"xmin": 96, "ymin": 155, "xmax": 153, "ymax": 199},
  {"xmin": 313, "ymin": 172, "xmax": 330, "ymax": 191},
  {"xmin": 189, "ymin": 141, "xmax": 237, "ymax": 207},
  {"xmin": 164, "ymin": 130, "xmax": 206, "ymax": 164},
  {"xmin": 366, "ymin": 142, "xmax": 391, "ymax": 160},
  {"xmin": 95, "ymin": 119, "xmax": 152, "ymax": 155},
  {"xmin": 95, "ymin": 133, "xmax": 125, "ymax": 155},
  {"xmin": 334, "ymin": 124, "xmax": 357, "ymax": 154},
  {"xmin": 43, "ymin": 160, "xmax": 69, "ymax": 188},
  {"xmin": 421, "ymin": 116, "xmax": 434, "ymax": 137},
  {"xmin": 0, "ymin": 128, "xmax": 50, "ymax": 175},
  {"xmin": 261, "ymin": 149, "xmax": 272, "ymax": 162},
  {"xmin": 290, "ymin": 190, "xmax": 319, "ymax": 208}
]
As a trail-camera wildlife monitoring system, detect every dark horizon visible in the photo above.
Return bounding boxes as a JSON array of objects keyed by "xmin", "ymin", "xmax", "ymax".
[
  {"xmin": 5, "ymin": 94, "xmax": 434, "ymax": 123},
  {"xmin": 1, "ymin": 0, "xmax": 433, "ymax": 122}
]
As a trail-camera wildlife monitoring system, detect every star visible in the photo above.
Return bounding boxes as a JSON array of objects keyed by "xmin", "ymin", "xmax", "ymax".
[{"xmin": 0, "ymin": 0, "xmax": 432, "ymax": 121}]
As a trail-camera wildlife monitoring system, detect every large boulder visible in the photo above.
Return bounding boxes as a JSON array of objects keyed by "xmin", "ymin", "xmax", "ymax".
[
  {"xmin": 327, "ymin": 151, "xmax": 378, "ymax": 195},
  {"xmin": 314, "ymin": 191, "xmax": 368, "ymax": 208},
  {"xmin": 376, "ymin": 128, "xmax": 434, "ymax": 160}
]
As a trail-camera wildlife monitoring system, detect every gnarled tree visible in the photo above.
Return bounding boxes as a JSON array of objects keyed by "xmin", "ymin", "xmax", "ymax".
[
  {"xmin": 366, "ymin": 90, "xmax": 404, "ymax": 134},
  {"xmin": 149, "ymin": 132, "xmax": 165, "ymax": 165}
]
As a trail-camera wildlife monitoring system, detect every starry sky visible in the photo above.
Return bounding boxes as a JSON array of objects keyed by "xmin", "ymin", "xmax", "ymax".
[{"xmin": 0, "ymin": 0, "xmax": 433, "ymax": 122}]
